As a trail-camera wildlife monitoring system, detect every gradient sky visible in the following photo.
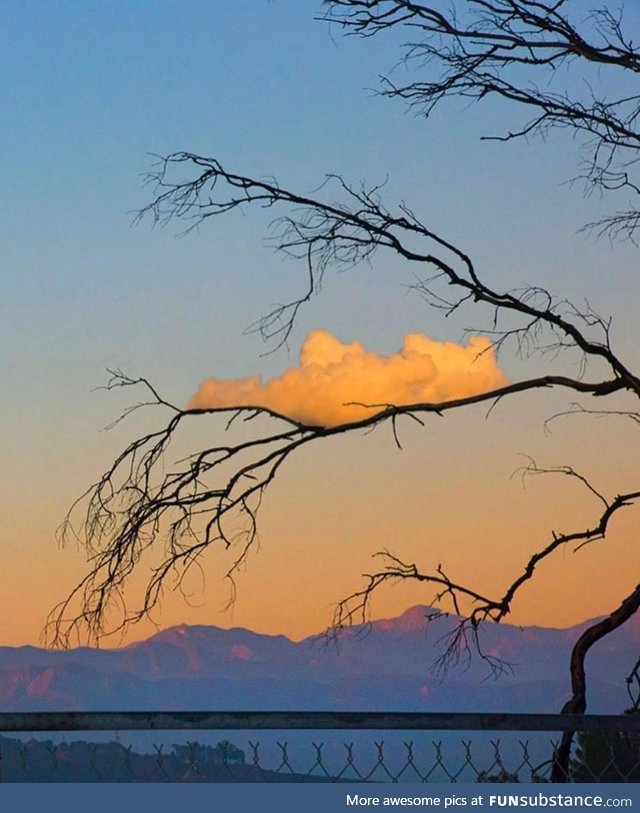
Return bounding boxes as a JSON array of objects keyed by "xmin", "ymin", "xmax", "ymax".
[{"xmin": 2, "ymin": 0, "xmax": 639, "ymax": 648}]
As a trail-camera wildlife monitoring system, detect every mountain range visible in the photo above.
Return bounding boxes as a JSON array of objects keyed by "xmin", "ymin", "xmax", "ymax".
[{"xmin": 0, "ymin": 606, "xmax": 635, "ymax": 713}]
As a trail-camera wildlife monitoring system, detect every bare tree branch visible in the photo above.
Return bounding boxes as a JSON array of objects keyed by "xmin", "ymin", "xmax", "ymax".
[
  {"xmin": 49, "ymin": 365, "xmax": 628, "ymax": 646},
  {"xmin": 323, "ymin": 1, "xmax": 640, "ymax": 240},
  {"xmin": 551, "ymin": 582, "xmax": 640, "ymax": 780},
  {"xmin": 54, "ymin": 4, "xmax": 640, "ymax": 774},
  {"xmin": 329, "ymin": 484, "xmax": 640, "ymax": 676},
  {"xmin": 136, "ymin": 153, "xmax": 640, "ymax": 395}
]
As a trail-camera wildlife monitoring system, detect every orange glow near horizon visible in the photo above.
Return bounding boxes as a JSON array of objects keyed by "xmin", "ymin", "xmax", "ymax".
[{"xmin": 1, "ymin": 331, "xmax": 637, "ymax": 651}]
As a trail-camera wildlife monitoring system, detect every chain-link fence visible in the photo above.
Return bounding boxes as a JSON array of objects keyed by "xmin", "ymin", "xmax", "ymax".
[{"xmin": 0, "ymin": 712, "xmax": 637, "ymax": 783}]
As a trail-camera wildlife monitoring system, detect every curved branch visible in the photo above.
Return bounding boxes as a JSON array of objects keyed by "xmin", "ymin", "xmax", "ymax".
[
  {"xmin": 48, "ymin": 365, "xmax": 633, "ymax": 647},
  {"xmin": 138, "ymin": 154, "xmax": 640, "ymax": 394},
  {"xmin": 53, "ymin": 6, "xmax": 640, "ymax": 724},
  {"xmin": 324, "ymin": 1, "xmax": 640, "ymax": 238},
  {"xmin": 330, "ymin": 485, "xmax": 640, "ymax": 677},
  {"xmin": 551, "ymin": 583, "xmax": 640, "ymax": 781}
]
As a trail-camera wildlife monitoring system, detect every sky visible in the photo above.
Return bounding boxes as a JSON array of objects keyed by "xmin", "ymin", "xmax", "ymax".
[{"xmin": 2, "ymin": 0, "xmax": 639, "ymax": 648}]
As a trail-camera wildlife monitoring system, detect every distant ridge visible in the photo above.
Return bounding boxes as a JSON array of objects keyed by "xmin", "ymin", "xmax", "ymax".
[{"xmin": 0, "ymin": 607, "xmax": 633, "ymax": 713}]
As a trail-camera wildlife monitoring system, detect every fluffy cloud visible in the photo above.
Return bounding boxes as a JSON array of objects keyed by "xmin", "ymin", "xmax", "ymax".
[{"xmin": 188, "ymin": 330, "xmax": 509, "ymax": 427}]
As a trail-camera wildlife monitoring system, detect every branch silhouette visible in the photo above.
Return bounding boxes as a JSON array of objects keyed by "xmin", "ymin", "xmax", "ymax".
[{"xmin": 54, "ymin": 0, "xmax": 640, "ymax": 783}]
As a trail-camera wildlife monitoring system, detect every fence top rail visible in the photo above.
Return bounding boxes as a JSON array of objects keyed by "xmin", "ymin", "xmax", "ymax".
[{"xmin": 0, "ymin": 710, "xmax": 637, "ymax": 733}]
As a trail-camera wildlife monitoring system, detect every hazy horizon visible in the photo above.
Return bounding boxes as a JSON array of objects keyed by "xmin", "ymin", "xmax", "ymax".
[{"xmin": 1, "ymin": 602, "xmax": 624, "ymax": 652}]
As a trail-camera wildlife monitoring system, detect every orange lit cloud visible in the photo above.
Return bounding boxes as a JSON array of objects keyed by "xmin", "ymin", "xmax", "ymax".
[{"xmin": 188, "ymin": 330, "xmax": 509, "ymax": 426}]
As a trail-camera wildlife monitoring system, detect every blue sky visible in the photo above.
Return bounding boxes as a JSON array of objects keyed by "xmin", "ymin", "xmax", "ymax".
[{"xmin": 2, "ymin": 1, "xmax": 639, "ymax": 645}]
